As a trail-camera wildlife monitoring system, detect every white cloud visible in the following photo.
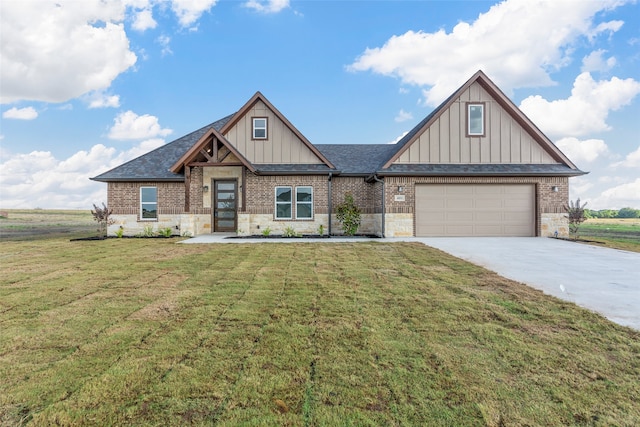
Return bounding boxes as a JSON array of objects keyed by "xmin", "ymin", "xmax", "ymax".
[
  {"xmin": 387, "ymin": 131, "xmax": 409, "ymax": 144},
  {"xmin": 581, "ymin": 49, "xmax": 616, "ymax": 73},
  {"xmin": 590, "ymin": 178, "xmax": 640, "ymax": 210},
  {"xmin": 244, "ymin": 0, "xmax": 290, "ymax": 13},
  {"xmin": 612, "ymin": 145, "xmax": 640, "ymax": 168},
  {"xmin": 171, "ymin": 0, "xmax": 218, "ymax": 28},
  {"xmin": 108, "ymin": 111, "xmax": 173, "ymax": 140},
  {"xmin": 347, "ymin": 0, "xmax": 626, "ymax": 106},
  {"xmin": 520, "ymin": 72, "xmax": 640, "ymax": 138},
  {"xmin": 2, "ymin": 107, "xmax": 38, "ymax": 120},
  {"xmin": 0, "ymin": 0, "xmax": 137, "ymax": 104},
  {"xmin": 394, "ymin": 109, "xmax": 413, "ymax": 123},
  {"xmin": 87, "ymin": 92, "xmax": 121, "ymax": 109},
  {"xmin": 132, "ymin": 8, "xmax": 157, "ymax": 31},
  {"xmin": 157, "ymin": 35, "xmax": 173, "ymax": 56},
  {"xmin": 0, "ymin": 140, "xmax": 166, "ymax": 209},
  {"xmin": 555, "ymin": 137, "xmax": 609, "ymax": 166}
]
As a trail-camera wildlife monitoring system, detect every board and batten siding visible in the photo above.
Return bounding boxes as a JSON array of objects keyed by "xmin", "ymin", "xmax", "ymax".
[
  {"xmin": 223, "ymin": 100, "xmax": 322, "ymax": 165},
  {"xmin": 396, "ymin": 82, "xmax": 557, "ymax": 165}
]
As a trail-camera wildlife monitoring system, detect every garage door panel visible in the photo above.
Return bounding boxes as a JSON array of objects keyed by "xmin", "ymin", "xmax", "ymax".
[
  {"xmin": 415, "ymin": 184, "xmax": 534, "ymax": 237},
  {"xmin": 447, "ymin": 199, "xmax": 474, "ymax": 209},
  {"xmin": 476, "ymin": 199, "xmax": 504, "ymax": 209}
]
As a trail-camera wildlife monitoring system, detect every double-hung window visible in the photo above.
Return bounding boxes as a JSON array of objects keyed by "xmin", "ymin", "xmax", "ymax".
[
  {"xmin": 275, "ymin": 186, "xmax": 292, "ymax": 219},
  {"xmin": 253, "ymin": 117, "xmax": 268, "ymax": 140},
  {"xmin": 140, "ymin": 186, "xmax": 157, "ymax": 220},
  {"xmin": 295, "ymin": 186, "xmax": 313, "ymax": 219},
  {"xmin": 467, "ymin": 103, "xmax": 485, "ymax": 136},
  {"xmin": 275, "ymin": 186, "xmax": 313, "ymax": 220}
]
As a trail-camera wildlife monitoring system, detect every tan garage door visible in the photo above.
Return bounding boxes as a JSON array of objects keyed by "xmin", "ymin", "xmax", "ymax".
[{"xmin": 415, "ymin": 184, "xmax": 535, "ymax": 236}]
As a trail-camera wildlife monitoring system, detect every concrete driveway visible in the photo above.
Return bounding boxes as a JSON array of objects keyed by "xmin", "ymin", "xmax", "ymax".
[{"xmin": 421, "ymin": 237, "xmax": 640, "ymax": 330}]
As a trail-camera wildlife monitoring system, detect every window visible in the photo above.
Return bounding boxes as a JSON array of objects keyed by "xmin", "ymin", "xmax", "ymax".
[
  {"xmin": 275, "ymin": 186, "xmax": 292, "ymax": 219},
  {"xmin": 253, "ymin": 117, "xmax": 267, "ymax": 139},
  {"xmin": 296, "ymin": 186, "xmax": 313, "ymax": 219},
  {"xmin": 467, "ymin": 103, "xmax": 485, "ymax": 136},
  {"xmin": 140, "ymin": 187, "xmax": 157, "ymax": 220}
]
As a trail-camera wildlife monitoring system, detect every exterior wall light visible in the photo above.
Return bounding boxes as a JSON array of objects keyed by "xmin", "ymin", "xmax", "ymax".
[
  {"xmin": 552, "ymin": 186, "xmax": 559, "ymax": 192},
  {"xmin": 398, "ymin": 186, "xmax": 404, "ymax": 192},
  {"xmin": 203, "ymin": 185, "xmax": 209, "ymax": 192}
]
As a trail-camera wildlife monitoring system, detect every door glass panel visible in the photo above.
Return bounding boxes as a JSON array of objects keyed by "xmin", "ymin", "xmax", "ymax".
[
  {"xmin": 218, "ymin": 201, "xmax": 235, "ymax": 209},
  {"xmin": 218, "ymin": 211, "xmax": 235, "ymax": 218},
  {"xmin": 217, "ymin": 192, "xmax": 235, "ymax": 200},
  {"xmin": 218, "ymin": 183, "xmax": 235, "ymax": 191},
  {"xmin": 218, "ymin": 220, "xmax": 235, "ymax": 228}
]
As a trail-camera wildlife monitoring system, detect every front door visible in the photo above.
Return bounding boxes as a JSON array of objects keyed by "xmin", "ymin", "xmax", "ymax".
[{"xmin": 213, "ymin": 180, "xmax": 237, "ymax": 232}]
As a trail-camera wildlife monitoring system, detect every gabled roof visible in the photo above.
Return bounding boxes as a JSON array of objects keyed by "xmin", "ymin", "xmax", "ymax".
[
  {"xmin": 381, "ymin": 70, "xmax": 580, "ymax": 171},
  {"xmin": 91, "ymin": 115, "xmax": 234, "ymax": 182},
  {"xmin": 169, "ymin": 126, "xmax": 256, "ymax": 174},
  {"xmin": 221, "ymin": 91, "xmax": 336, "ymax": 169}
]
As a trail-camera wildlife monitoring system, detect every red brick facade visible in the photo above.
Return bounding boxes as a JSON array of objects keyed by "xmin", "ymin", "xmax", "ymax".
[{"xmin": 107, "ymin": 167, "xmax": 568, "ymax": 236}]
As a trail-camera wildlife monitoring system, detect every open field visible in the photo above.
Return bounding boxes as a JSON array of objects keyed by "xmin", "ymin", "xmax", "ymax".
[
  {"xmin": 0, "ymin": 209, "xmax": 96, "ymax": 241},
  {"xmin": 578, "ymin": 218, "xmax": 640, "ymax": 253},
  {"xmin": 1, "ymin": 238, "xmax": 638, "ymax": 426}
]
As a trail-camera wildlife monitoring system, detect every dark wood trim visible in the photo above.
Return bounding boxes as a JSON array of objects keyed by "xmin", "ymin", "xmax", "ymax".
[
  {"xmin": 251, "ymin": 116, "xmax": 268, "ymax": 141},
  {"xmin": 187, "ymin": 162, "xmax": 245, "ymax": 167},
  {"xmin": 184, "ymin": 166, "xmax": 191, "ymax": 212}
]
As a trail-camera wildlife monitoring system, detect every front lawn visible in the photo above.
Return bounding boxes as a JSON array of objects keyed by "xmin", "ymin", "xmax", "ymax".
[{"xmin": 1, "ymin": 239, "xmax": 638, "ymax": 425}]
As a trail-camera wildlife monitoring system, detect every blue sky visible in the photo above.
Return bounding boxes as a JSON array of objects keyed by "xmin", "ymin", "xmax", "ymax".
[{"xmin": 1, "ymin": 0, "xmax": 639, "ymax": 210}]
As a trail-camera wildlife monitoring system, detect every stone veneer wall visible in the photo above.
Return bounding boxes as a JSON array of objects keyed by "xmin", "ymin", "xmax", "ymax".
[{"xmin": 382, "ymin": 176, "xmax": 569, "ymax": 237}]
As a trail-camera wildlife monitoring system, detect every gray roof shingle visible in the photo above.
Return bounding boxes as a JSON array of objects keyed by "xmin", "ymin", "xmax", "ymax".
[
  {"xmin": 91, "ymin": 115, "xmax": 234, "ymax": 182},
  {"xmin": 316, "ymin": 144, "xmax": 397, "ymax": 175}
]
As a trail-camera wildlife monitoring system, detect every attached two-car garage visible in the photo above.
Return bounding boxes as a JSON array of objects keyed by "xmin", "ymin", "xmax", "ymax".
[{"xmin": 415, "ymin": 184, "xmax": 535, "ymax": 237}]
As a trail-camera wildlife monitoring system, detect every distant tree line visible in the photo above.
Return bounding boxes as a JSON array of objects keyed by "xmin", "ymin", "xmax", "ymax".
[{"xmin": 585, "ymin": 207, "xmax": 640, "ymax": 219}]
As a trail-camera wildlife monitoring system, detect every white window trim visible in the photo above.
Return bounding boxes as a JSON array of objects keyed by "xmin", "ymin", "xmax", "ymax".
[
  {"xmin": 140, "ymin": 186, "xmax": 158, "ymax": 221},
  {"xmin": 253, "ymin": 117, "xmax": 268, "ymax": 140},
  {"xmin": 295, "ymin": 186, "xmax": 313, "ymax": 220},
  {"xmin": 467, "ymin": 103, "xmax": 485, "ymax": 136},
  {"xmin": 275, "ymin": 186, "xmax": 292, "ymax": 220}
]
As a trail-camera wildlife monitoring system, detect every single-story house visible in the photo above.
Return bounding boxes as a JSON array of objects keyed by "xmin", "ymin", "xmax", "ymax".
[{"xmin": 91, "ymin": 70, "xmax": 585, "ymax": 238}]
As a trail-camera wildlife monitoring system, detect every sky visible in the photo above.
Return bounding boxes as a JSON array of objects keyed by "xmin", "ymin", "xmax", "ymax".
[{"xmin": 1, "ymin": 0, "xmax": 639, "ymax": 210}]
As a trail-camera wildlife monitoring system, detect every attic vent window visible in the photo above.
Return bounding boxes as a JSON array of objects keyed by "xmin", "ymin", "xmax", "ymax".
[
  {"xmin": 467, "ymin": 103, "xmax": 485, "ymax": 136},
  {"xmin": 252, "ymin": 117, "xmax": 267, "ymax": 140}
]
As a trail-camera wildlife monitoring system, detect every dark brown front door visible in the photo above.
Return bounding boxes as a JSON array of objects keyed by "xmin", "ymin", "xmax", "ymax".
[{"xmin": 213, "ymin": 180, "xmax": 237, "ymax": 232}]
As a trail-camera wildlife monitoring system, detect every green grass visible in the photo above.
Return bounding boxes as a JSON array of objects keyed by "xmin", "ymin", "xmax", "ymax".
[
  {"xmin": 1, "ymin": 239, "xmax": 639, "ymax": 426},
  {"xmin": 0, "ymin": 209, "xmax": 96, "ymax": 241},
  {"xmin": 577, "ymin": 219, "xmax": 640, "ymax": 253}
]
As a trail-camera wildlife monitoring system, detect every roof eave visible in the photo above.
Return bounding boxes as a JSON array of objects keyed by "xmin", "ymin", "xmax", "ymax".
[
  {"xmin": 376, "ymin": 170, "xmax": 588, "ymax": 178},
  {"xmin": 90, "ymin": 177, "xmax": 184, "ymax": 182}
]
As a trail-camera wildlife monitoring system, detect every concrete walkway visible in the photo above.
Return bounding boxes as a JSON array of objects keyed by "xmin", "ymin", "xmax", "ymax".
[{"xmin": 180, "ymin": 234, "xmax": 639, "ymax": 330}]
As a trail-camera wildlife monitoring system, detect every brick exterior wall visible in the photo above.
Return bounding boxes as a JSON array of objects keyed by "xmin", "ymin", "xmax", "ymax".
[
  {"xmin": 244, "ymin": 171, "xmax": 330, "ymax": 216},
  {"xmin": 108, "ymin": 181, "xmax": 185, "ymax": 218},
  {"xmin": 106, "ymin": 169, "xmax": 568, "ymax": 237},
  {"xmin": 331, "ymin": 177, "xmax": 382, "ymax": 214}
]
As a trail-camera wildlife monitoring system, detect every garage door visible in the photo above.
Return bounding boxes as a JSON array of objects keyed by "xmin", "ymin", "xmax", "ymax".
[{"xmin": 415, "ymin": 184, "xmax": 535, "ymax": 236}]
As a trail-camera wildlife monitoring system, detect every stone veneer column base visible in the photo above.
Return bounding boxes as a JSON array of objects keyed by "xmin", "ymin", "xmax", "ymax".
[
  {"xmin": 384, "ymin": 213, "xmax": 414, "ymax": 237},
  {"xmin": 541, "ymin": 213, "xmax": 568, "ymax": 237}
]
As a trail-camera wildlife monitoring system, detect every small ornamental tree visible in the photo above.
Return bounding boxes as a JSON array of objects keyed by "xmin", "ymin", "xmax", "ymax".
[
  {"xmin": 335, "ymin": 193, "xmax": 361, "ymax": 236},
  {"xmin": 564, "ymin": 198, "xmax": 587, "ymax": 238},
  {"xmin": 91, "ymin": 203, "xmax": 115, "ymax": 238}
]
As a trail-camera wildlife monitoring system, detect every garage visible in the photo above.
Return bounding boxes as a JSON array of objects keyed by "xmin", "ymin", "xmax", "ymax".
[{"xmin": 415, "ymin": 184, "xmax": 535, "ymax": 237}]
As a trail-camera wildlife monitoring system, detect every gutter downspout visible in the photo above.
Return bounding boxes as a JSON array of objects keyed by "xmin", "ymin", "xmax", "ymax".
[
  {"xmin": 372, "ymin": 175, "xmax": 385, "ymax": 237},
  {"xmin": 327, "ymin": 172, "xmax": 333, "ymax": 237}
]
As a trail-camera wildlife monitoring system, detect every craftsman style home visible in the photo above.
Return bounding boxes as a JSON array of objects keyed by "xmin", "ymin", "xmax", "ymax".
[{"xmin": 91, "ymin": 71, "xmax": 585, "ymax": 238}]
